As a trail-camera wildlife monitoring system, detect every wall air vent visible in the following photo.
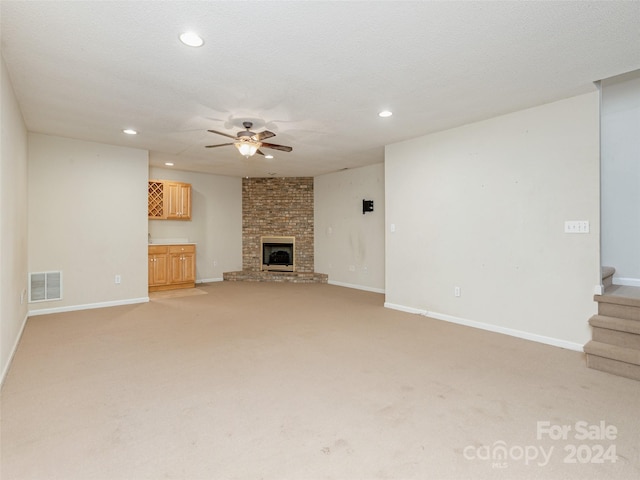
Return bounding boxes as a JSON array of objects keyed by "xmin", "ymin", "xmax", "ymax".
[{"xmin": 29, "ymin": 271, "xmax": 62, "ymax": 302}]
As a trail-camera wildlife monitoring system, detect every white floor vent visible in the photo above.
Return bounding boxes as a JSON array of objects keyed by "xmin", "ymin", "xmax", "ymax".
[{"xmin": 29, "ymin": 271, "xmax": 62, "ymax": 302}]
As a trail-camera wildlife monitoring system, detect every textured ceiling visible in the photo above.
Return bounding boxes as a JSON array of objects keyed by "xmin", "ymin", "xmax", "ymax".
[{"xmin": 2, "ymin": 1, "xmax": 639, "ymax": 178}]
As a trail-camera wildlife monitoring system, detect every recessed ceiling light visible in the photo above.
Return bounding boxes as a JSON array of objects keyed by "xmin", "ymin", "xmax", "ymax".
[
  {"xmin": 265, "ymin": 155, "xmax": 274, "ymax": 159},
  {"xmin": 378, "ymin": 110, "xmax": 393, "ymax": 118},
  {"xmin": 164, "ymin": 162, "xmax": 174, "ymax": 167},
  {"xmin": 122, "ymin": 129, "xmax": 138, "ymax": 135},
  {"xmin": 179, "ymin": 31, "xmax": 204, "ymax": 47}
]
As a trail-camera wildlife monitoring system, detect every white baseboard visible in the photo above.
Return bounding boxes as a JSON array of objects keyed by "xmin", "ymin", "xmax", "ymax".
[
  {"xmin": 28, "ymin": 296, "xmax": 149, "ymax": 317},
  {"xmin": 329, "ymin": 280, "xmax": 385, "ymax": 294},
  {"xmin": 1, "ymin": 311, "xmax": 29, "ymax": 387},
  {"xmin": 384, "ymin": 302, "xmax": 425, "ymax": 315},
  {"xmin": 384, "ymin": 302, "xmax": 584, "ymax": 352},
  {"xmin": 613, "ymin": 277, "xmax": 640, "ymax": 287},
  {"xmin": 197, "ymin": 278, "xmax": 223, "ymax": 284}
]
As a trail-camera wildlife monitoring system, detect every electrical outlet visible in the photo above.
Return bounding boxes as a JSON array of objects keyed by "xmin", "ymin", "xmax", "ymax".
[
  {"xmin": 454, "ymin": 286, "xmax": 461, "ymax": 297},
  {"xmin": 349, "ymin": 265, "xmax": 356, "ymax": 272},
  {"xmin": 213, "ymin": 260, "xmax": 218, "ymax": 267},
  {"xmin": 115, "ymin": 275, "xmax": 121, "ymax": 284}
]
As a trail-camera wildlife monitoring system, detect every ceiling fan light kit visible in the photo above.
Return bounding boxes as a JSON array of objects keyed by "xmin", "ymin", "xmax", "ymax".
[
  {"xmin": 235, "ymin": 140, "xmax": 261, "ymax": 158},
  {"xmin": 206, "ymin": 121, "xmax": 292, "ymax": 158}
]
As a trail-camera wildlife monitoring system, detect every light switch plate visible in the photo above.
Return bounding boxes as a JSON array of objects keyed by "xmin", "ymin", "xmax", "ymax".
[{"xmin": 564, "ymin": 220, "xmax": 589, "ymax": 233}]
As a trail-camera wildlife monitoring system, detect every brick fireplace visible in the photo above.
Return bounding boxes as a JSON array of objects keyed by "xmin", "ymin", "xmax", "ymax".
[{"xmin": 224, "ymin": 177, "xmax": 327, "ymax": 283}]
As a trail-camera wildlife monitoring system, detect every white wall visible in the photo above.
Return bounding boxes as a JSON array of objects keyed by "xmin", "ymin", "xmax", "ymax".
[
  {"xmin": 600, "ymin": 70, "xmax": 640, "ymax": 286},
  {"xmin": 315, "ymin": 163, "xmax": 385, "ymax": 292},
  {"xmin": 28, "ymin": 134, "xmax": 149, "ymax": 313},
  {"xmin": 1, "ymin": 54, "xmax": 29, "ymax": 383},
  {"xmin": 385, "ymin": 93, "xmax": 600, "ymax": 349},
  {"xmin": 148, "ymin": 166, "xmax": 242, "ymax": 281}
]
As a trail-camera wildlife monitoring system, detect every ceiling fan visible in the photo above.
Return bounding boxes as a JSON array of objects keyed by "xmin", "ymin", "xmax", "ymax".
[{"xmin": 205, "ymin": 121, "xmax": 293, "ymax": 158}]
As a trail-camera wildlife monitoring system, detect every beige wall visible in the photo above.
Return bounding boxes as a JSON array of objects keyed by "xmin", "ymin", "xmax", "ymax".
[
  {"xmin": 385, "ymin": 93, "xmax": 600, "ymax": 348},
  {"xmin": 1, "ymin": 55, "xmax": 29, "ymax": 382},
  {"xmin": 28, "ymin": 134, "xmax": 149, "ymax": 313},
  {"xmin": 315, "ymin": 163, "xmax": 385, "ymax": 292},
  {"xmin": 148, "ymin": 166, "xmax": 242, "ymax": 281}
]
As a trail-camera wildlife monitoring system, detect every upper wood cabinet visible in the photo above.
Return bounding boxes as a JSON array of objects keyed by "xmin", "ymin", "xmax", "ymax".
[
  {"xmin": 148, "ymin": 180, "xmax": 191, "ymax": 220},
  {"xmin": 166, "ymin": 182, "xmax": 191, "ymax": 220}
]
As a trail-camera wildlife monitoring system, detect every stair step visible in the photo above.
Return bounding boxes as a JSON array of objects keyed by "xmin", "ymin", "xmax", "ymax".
[
  {"xmin": 601, "ymin": 266, "xmax": 615, "ymax": 279},
  {"xmin": 589, "ymin": 314, "xmax": 640, "ymax": 335},
  {"xmin": 601, "ymin": 266, "xmax": 615, "ymax": 290},
  {"xmin": 589, "ymin": 314, "xmax": 640, "ymax": 349},
  {"xmin": 595, "ymin": 294, "xmax": 640, "ymax": 308},
  {"xmin": 594, "ymin": 295, "xmax": 640, "ymax": 321},
  {"xmin": 585, "ymin": 341, "xmax": 640, "ymax": 381},
  {"xmin": 586, "ymin": 354, "xmax": 640, "ymax": 381},
  {"xmin": 584, "ymin": 341, "xmax": 640, "ymax": 366},
  {"xmin": 592, "ymin": 327, "xmax": 640, "ymax": 349}
]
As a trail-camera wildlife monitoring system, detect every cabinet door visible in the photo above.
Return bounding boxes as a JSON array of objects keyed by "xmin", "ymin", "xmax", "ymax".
[
  {"xmin": 178, "ymin": 184, "xmax": 191, "ymax": 220},
  {"xmin": 148, "ymin": 255, "xmax": 154, "ymax": 285},
  {"xmin": 169, "ymin": 252, "xmax": 184, "ymax": 283},
  {"xmin": 182, "ymin": 252, "xmax": 196, "ymax": 282},
  {"xmin": 168, "ymin": 245, "xmax": 196, "ymax": 284},
  {"xmin": 166, "ymin": 183, "xmax": 180, "ymax": 219},
  {"xmin": 149, "ymin": 254, "xmax": 169, "ymax": 286},
  {"xmin": 166, "ymin": 182, "xmax": 191, "ymax": 219}
]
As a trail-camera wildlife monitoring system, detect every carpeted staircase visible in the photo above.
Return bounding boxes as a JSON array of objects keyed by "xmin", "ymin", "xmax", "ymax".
[{"xmin": 584, "ymin": 267, "xmax": 640, "ymax": 381}]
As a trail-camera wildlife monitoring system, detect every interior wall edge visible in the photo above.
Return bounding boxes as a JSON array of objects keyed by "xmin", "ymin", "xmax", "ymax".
[{"xmin": 0, "ymin": 311, "xmax": 28, "ymax": 388}]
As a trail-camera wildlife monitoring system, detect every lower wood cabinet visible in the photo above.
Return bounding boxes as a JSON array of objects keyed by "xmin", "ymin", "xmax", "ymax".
[
  {"xmin": 148, "ymin": 244, "xmax": 196, "ymax": 291},
  {"xmin": 148, "ymin": 245, "xmax": 169, "ymax": 287}
]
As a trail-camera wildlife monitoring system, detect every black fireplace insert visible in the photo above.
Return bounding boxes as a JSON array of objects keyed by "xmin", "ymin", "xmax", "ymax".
[{"xmin": 262, "ymin": 243, "xmax": 293, "ymax": 267}]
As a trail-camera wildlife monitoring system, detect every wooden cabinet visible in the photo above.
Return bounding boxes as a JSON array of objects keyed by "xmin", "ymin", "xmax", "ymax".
[
  {"xmin": 166, "ymin": 182, "xmax": 191, "ymax": 219},
  {"xmin": 169, "ymin": 245, "xmax": 196, "ymax": 284},
  {"xmin": 148, "ymin": 245, "xmax": 170, "ymax": 288},
  {"xmin": 148, "ymin": 180, "xmax": 191, "ymax": 220},
  {"xmin": 148, "ymin": 244, "xmax": 196, "ymax": 292}
]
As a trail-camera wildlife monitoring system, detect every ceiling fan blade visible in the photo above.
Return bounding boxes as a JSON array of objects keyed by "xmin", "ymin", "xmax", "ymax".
[
  {"xmin": 207, "ymin": 129, "xmax": 238, "ymax": 140},
  {"xmin": 260, "ymin": 142, "xmax": 293, "ymax": 152},
  {"xmin": 251, "ymin": 130, "xmax": 276, "ymax": 141},
  {"xmin": 205, "ymin": 143, "xmax": 234, "ymax": 148},
  {"xmin": 255, "ymin": 149, "xmax": 265, "ymax": 156}
]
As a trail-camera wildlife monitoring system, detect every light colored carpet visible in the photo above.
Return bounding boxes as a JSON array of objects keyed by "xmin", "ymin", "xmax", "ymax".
[
  {"xmin": 149, "ymin": 287, "xmax": 208, "ymax": 300},
  {"xmin": 1, "ymin": 282, "xmax": 639, "ymax": 479}
]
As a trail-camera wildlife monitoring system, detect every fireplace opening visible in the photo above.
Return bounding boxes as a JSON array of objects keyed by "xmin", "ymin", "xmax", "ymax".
[{"xmin": 261, "ymin": 236, "xmax": 295, "ymax": 272}]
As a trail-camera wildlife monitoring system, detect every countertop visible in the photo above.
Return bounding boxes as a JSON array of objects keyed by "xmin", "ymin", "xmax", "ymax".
[{"xmin": 148, "ymin": 242, "xmax": 196, "ymax": 245}]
